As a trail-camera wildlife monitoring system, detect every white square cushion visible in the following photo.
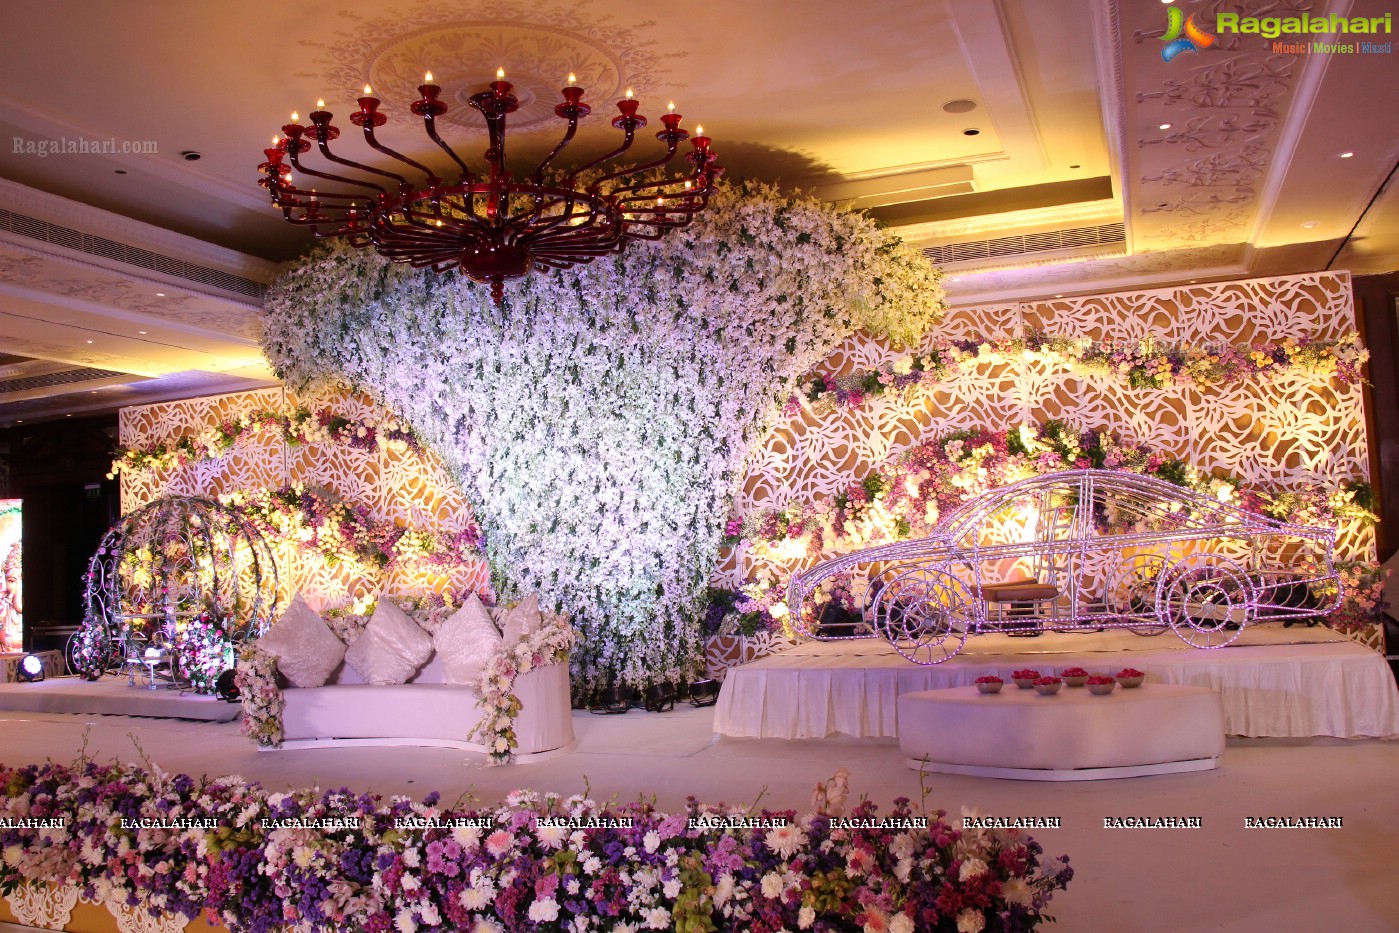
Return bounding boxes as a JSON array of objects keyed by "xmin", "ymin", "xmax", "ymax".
[
  {"xmin": 500, "ymin": 593, "xmax": 543, "ymax": 646},
  {"xmin": 433, "ymin": 595, "xmax": 503, "ymax": 685},
  {"xmin": 344, "ymin": 598, "xmax": 434, "ymax": 686},
  {"xmin": 256, "ymin": 593, "xmax": 346, "ymax": 688}
]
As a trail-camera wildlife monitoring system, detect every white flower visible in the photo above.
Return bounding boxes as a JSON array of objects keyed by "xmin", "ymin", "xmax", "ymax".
[
  {"xmin": 395, "ymin": 908, "xmax": 418, "ymax": 933},
  {"xmin": 459, "ymin": 883, "xmax": 494, "ymax": 910},
  {"xmin": 1002, "ymin": 877, "xmax": 1034, "ymax": 907},
  {"xmin": 959, "ymin": 857, "xmax": 988, "ymax": 881},
  {"xmin": 764, "ymin": 823, "xmax": 809, "ymax": 858},
  {"xmin": 528, "ymin": 898, "xmax": 560, "ymax": 922},
  {"xmin": 472, "ymin": 920, "xmax": 503, "ymax": 933},
  {"xmin": 535, "ymin": 823, "xmax": 568, "ymax": 848},
  {"xmin": 957, "ymin": 909, "xmax": 986, "ymax": 933},
  {"xmin": 761, "ymin": 871, "xmax": 785, "ymax": 898},
  {"xmin": 890, "ymin": 914, "xmax": 915, "ymax": 933},
  {"xmin": 643, "ymin": 830, "xmax": 661, "ymax": 853},
  {"xmin": 799, "ymin": 906, "xmax": 816, "ymax": 929},
  {"xmin": 644, "ymin": 907, "xmax": 671, "ymax": 930}
]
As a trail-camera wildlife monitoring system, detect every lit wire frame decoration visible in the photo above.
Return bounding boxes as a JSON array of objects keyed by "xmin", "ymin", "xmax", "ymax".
[
  {"xmin": 259, "ymin": 69, "xmax": 723, "ymax": 303},
  {"xmin": 787, "ymin": 470, "xmax": 1343, "ymax": 664},
  {"xmin": 75, "ymin": 495, "xmax": 279, "ymax": 693}
]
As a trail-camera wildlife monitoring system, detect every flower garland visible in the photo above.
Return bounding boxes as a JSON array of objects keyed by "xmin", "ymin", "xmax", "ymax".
[
  {"xmin": 219, "ymin": 484, "xmax": 483, "ymax": 578},
  {"xmin": 234, "ymin": 645, "xmax": 284, "ymax": 748},
  {"xmin": 471, "ymin": 612, "xmax": 578, "ymax": 765},
  {"xmin": 0, "ymin": 760, "xmax": 1073, "ymax": 932},
  {"xmin": 793, "ymin": 331, "xmax": 1369, "ymax": 414},
  {"xmin": 262, "ymin": 180, "xmax": 946, "ymax": 697},
  {"xmin": 109, "ymin": 405, "xmax": 421, "ymax": 479},
  {"xmin": 728, "ymin": 420, "xmax": 1385, "ymax": 634}
]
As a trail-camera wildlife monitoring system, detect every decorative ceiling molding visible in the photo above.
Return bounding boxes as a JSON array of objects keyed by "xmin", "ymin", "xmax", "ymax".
[
  {"xmin": 896, "ymin": 198, "xmax": 1121, "ymax": 245},
  {"xmin": 0, "ymin": 178, "xmax": 279, "ymax": 286},
  {"xmin": 297, "ymin": 0, "xmax": 675, "ymax": 134},
  {"xmin": 944, "ymin": 0, "xmax": 1049, "ymax": 172}
]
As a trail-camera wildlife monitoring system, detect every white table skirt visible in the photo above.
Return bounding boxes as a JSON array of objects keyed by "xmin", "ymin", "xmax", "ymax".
[{"xmin": 715, "ymin": 630, "xmax": 1399, "ymax": 740}]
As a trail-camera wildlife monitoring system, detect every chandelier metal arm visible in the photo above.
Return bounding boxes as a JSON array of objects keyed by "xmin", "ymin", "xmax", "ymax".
[
  {"xmin": 286, "ymin": 147, "xmax": 385, "ymax": 201},
  {"xmin": 361, "ymin": 122, "xmax": 440, "ymax": 185},
  {"xmin": 531, "ymin": 117, "xmax": 583, "ymax": 185}
]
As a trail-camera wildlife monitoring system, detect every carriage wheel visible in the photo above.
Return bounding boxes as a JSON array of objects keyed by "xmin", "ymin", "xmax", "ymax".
[
  {"xmin": 872, "ymin": 565, "xmax": 972, "ymax": 665},
  {"xmin": 1107, "ymin": 553, "xmax": 1170, "ymax": 636},
  {"xmin": 66, "ymin": 629, "xmax": 114, "ymax": 680},
  {"xmin": 1156, "ymin": 557, "xmax": 1254, "ymax": 649}
]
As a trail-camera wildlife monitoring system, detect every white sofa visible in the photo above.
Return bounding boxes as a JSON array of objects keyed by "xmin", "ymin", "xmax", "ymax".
[{"xmin": 276, "ymin": 653, "xmax": 575, "ymax": 759}]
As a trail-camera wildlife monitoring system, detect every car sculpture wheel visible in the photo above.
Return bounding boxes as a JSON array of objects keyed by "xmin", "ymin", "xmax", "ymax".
[
  {"xmin": 1155, "ymin": 555, "xmax": 1256, "ymax": 648},
  {"xmin": 1105, "ymin": 552, "xmax": 1171, "ymax": 636},
  {"xmin": 871, "ymin": 564, "xmax": 973, "ymax": 664}
]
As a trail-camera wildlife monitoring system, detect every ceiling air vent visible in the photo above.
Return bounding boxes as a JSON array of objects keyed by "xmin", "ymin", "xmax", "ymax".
[
  {"xmin": 0, "ymin": 207, "xmax": 266, "ymax": 301},
  {"xmin": 0, "ymin": 367, "xmax": 127, "ymax": 395},
  {"xmin": 922, "ymin": 222, "xmax": 1125, "ymax": 266}
]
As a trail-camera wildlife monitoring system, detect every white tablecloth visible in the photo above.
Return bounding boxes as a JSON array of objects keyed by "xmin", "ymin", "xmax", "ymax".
[{"xmin": 715, "ymin": 628, "xmax": 1399, "ymax": 740}]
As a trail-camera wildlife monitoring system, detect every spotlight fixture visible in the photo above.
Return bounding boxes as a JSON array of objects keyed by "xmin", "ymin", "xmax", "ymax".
[
  {"xmin": 688, "ymin": 679, "xmax": 720, "ymax": 707},
  {"xmin": 17, "ymin": 654, "xmax": 45, "ymax": 683},
  {"xmin": 215, "ymin": 669, "xmax": 241, "ymax": 702},
  {"xmin": 643, "ymin": 682, "xmax": 676, "ymax": 713},
  {"xmin": 589, "ymin": 684, "xmax": 635, "ymax": 715},
  {"xmin": 259, "ymin": 69, "xmax": 722, "ymax": 303}
]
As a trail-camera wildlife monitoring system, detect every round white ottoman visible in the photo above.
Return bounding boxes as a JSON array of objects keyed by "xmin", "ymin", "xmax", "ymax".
[{"xmin": 897, "ymin": 684, "xmax": 1225, "ymax": 781}]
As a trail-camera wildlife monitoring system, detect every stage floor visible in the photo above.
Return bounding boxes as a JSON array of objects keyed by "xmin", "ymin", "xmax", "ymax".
[
  {"xmin": 0, "ymin": 676, "xmax": 241, "ymax": 722},
  {"xmin": 715, "ymin": 623, "xmax": 1399, "ymax": 740}
]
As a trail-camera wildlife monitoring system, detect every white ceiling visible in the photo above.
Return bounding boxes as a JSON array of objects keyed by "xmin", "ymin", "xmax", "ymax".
[{"xmin": 0, "ymin": 0, "xmax": 1395, "ymax": 424}]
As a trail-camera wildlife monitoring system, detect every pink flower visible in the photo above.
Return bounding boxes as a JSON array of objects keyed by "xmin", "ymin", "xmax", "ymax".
[{"xmin": 484, "ymin": 830, "xmax": 514, "ymax": 856}]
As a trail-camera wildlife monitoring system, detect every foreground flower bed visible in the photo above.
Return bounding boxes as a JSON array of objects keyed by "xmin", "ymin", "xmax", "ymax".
[{"xmin": 0, "ymin": 760, "xmax": 1071, "ymax": 932}]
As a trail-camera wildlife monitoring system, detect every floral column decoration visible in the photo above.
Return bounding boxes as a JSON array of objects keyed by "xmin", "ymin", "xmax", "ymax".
[{"xmin": 262, "ymin": 182, "xmax": 944, "ymax": 696}]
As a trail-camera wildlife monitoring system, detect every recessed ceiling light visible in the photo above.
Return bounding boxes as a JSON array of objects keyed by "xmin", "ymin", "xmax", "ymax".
[
  {"xmin": 180, "ymin": 151, "xmax": 202, "ymax": 161},
  {"xmin": 1158, "ymin": 123, "xmax": 1172, "ymax": 130},
  {"xmin": 65, "ymin": 414, "xmax": 72, "ymax": 417},
  {"xmin": 156, "ymin": 292, "xmax": 165, "ymax": 297},
  {"xmin": 138, "ymin": 330, "xmax": 147, "ymax": 335},
  {"xmin": 942, "ymin": 99, "xmax": 978, "ymax": 114},
  {"xmin": 85, "ymin": 340, "xmax": 93, "ymax": 344},
  {"xmin": 114, "ymin": 169, "xmax": 127, "ymax": 175},
  {"xmin": 1340, "ymin": 151, "xmax": 1354, "ymax": 158},
  {"xmin": 1054, "ymin": 294, "xmax": 1063, "ymax": 298},
  {"xmin": 1069, "ymin": 164, "xmax": 1081, "ymax": 169},
  {"xmin": 962, "ymin": 128, "xmax": 981, "ymax": 136},
  {"xmin": 1301, "ymin": 221, "xmax": 1318, "ymax": 228}
]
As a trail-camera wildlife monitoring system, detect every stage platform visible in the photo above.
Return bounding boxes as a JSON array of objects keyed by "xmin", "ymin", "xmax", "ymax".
[
  {"xmin": 714, "ymin": 623, "xmax": 1399, "ymax": 741},
  {"xmin": 0, "ymin": 676, "xmax": 241, "ymax": 722}
]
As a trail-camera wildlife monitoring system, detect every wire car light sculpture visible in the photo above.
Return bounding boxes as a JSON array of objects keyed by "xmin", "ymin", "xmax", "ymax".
[
  {"xmin": 787, "ymin": 470, "xmax": 1342, "ymax": 665},
  {"xmin": 75, "ymin": 495, "xmax": 279, "ymax": 692}
]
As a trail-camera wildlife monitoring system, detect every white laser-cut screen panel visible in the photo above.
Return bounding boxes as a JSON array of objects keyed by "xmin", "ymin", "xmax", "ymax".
[
  {"xmin": 722, "ymin": 273, "xmax": 1373, "ymax": 608},
  {"xmin": 121, "ymin": 387, "xmax": 489, "ymax": 613}
]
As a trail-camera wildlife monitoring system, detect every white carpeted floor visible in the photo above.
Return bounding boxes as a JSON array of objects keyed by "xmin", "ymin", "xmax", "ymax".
[{"xmin": 1, "ymin": 700, "xmax": 1397, "ymax": 931}]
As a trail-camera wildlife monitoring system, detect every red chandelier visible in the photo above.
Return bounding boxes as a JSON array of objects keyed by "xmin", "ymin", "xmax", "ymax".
[{"xmin": 259, "ymin": 70, "xmax": 722, "ymax": 303}]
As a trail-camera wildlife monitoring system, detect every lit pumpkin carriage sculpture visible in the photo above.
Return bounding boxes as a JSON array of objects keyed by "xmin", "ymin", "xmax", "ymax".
[
  {"xmin": 787, "ymin": 470, "xmax": 1343, "ymax": 664},
  {"xmin": 71, "ymin": 496, "xmax": 279, "ymax": 693}
]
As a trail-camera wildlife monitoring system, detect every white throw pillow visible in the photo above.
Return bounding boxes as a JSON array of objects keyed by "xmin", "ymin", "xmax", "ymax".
[
  {"xmin": 256, "ymin": 593, "xmax": 345, "ymax": 688},
  {"xmin": 500, "ymin": 593, "xmax": 543, "ymax": 646},
  {"xmin": 344, "ymin": 598, "xmax": 434, "ymax": 685},
  {"xmin": 434, "ymin": 594, "xmax": 503, "ymax": 685}
]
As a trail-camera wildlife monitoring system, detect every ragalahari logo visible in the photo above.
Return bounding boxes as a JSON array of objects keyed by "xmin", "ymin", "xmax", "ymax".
[{"xmin": 1161, "ymin": 7, "xmax": 1216, "ymax": 61}]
